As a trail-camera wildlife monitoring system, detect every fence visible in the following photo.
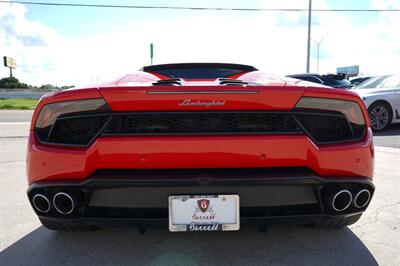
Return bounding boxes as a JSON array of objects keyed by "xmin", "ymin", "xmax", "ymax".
[{"xmin": 0, "ymin": 89, "xmax": 55, "ymax": 99}]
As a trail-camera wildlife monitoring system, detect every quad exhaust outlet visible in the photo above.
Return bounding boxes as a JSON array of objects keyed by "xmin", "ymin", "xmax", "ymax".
[
  {"xmin": 353, "ymin": 189, "xmax": 371, "ymax": 208},
  {"xmin": 53, "ymin": 192, "xmax": 75, "ymax": 214},
  {"xmin": 32, "ymin": 194, "xmax": 51, "ymax": 213},
  {"xmin": 331, "ymin": 190, "xmax": 352, "ymax": 212}
]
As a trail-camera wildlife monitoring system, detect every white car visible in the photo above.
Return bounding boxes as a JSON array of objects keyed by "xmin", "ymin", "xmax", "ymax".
[{"xmin": 352, "ymin": 75, "xmax": 400, "ymax": 131}]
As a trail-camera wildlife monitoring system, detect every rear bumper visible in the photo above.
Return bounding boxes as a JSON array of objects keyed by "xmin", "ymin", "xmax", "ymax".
[
  {"xmin": 38, "ymin": 213, "xmax": 364, "ymax": 229},
  {"xmin": 27, "ymin": 128, "xmax": 374, "ymax": 184},
  {"xmin": 28, "ymin": 169, "xmax": 374, "ymax": 227}
]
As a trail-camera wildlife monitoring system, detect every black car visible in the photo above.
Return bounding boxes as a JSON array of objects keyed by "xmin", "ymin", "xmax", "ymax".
[{"xmin": 287, "ymin": 73, "xmax": 352, "ymax": 89}]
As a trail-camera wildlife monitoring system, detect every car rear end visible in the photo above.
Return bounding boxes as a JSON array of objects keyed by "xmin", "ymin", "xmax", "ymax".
[{"xmin": 27, "ymin": 67, "xmax": 374, "ymax": 231}]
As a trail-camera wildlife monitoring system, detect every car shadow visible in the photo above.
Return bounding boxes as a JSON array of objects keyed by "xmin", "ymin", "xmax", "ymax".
[{"xmin": 0, "ymin": 224, "xmax": 378, "ymax": 266}]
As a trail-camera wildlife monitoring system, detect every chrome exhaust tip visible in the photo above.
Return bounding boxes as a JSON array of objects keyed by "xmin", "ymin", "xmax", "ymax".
[
  {"xmin": 32, "ymin": 194, "xmax": 51, "ymax": 213},
  {"xmin": 353, "ymin": 189, "xmax": 371, "ymax": 208},
  {"xmin": 53, "ymin": 192, "xmax": 75, "ymax": 214},
  {"xmin": 331, "ymin": 190, "xmax": 352, "ymax": 212}
]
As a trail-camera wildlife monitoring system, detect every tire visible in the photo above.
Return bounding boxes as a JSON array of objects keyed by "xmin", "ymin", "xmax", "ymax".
[
  {"xmin": 368, "ymin": 101, "xmax": 392, "ymax": 131},
  {"xmin": 311, "ymin": 214, "xmax": 362, "ymax": 228},
  {"xmin": 40, "ymin": 218, "xmax": 97, "ymax": 232}
]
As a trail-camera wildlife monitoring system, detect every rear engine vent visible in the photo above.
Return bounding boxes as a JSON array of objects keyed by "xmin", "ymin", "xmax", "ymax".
[
  {"xmin": 218, "ymin": 78, "xmax": 248, "ymax": 86},
  {"xmin": 152, "ymin": 79, "xmax": 183, "ymax": 86},
  {"xmin": 102, "ymin": 112, "xmax": 302, "ymax": 135},
  {"xmin": 294, "ymin": 112, "xmax": 356, "ymax": 143},
  {"xmin": 39, "ymin": 115, "xmax": 109, "ymax": 146}
]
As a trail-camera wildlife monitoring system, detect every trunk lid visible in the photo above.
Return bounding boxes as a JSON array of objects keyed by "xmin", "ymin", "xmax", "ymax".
[{"xmin": 99, "ymin": 86, "xmax": 305, "ymax": 111}]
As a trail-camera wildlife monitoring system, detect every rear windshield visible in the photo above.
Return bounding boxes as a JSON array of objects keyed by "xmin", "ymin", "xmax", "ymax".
[{"xmin": 150, "ymin": 68, "xmax": 246, "ymax": 79}]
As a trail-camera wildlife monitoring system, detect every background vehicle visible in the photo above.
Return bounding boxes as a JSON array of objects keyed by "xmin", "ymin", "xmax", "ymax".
[
  {"xmin": 286, "ymin": 73, "xmax": 352, "ymax": 89},
  {"xmin": 27, "ymin": 63, "xmax": 374, "ymax": 232},
  {"xmin": 350, "ymin": 77, "xmax": 373, "ymax": 87},
  {"xmin": 352, "ymin": 75, "xmax": 400, "ymax": 131}
]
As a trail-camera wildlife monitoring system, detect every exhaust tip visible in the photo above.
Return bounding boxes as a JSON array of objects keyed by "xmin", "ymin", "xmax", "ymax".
[
  {"xmin": 332, "ymin": 190, "xmax": 352, "ymax": 212},
  {"xmin": 53, "ymin": 192, "xmax": 74, "ymax": 214},
  {"xmin": 354, "ymin": 189, "xmax": 371, "ymax": 208},
  {"xmin": 32, "ymin": 194, "xmax": 51, "ymax": 213}
]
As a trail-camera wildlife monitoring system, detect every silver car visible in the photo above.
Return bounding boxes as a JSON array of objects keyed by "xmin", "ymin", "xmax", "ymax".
[{"xmin": 352, "ymin": 75, "xmax": 400, "ymax": 131}]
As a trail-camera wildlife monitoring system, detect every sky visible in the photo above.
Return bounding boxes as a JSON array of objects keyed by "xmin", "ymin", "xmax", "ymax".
[{"xmin": 0, "ymin": 0, "xmax": 399, "ymax": 86}]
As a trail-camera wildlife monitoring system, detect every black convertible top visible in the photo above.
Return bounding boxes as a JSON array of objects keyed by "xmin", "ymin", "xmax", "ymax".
[
  {"xmin": 141, "ymin": 63, "xmax": 258, "ymax": 79},
  {"xmin": 142, "ymin": 63, "xmax": 257, "ymax": 72}
]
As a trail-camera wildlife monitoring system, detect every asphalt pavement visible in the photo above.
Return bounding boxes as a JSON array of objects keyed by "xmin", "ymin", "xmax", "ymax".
[
  {"xmin": 0, "ymin": 110, "xmax": 33, "ymax": 123},
  {"xmin": 373, "ymin": 124, "xmax": 400, "ymax": 148},
  {"xmin": 0, "ymin": 111, "xmax": 399, "ymax": 266}
]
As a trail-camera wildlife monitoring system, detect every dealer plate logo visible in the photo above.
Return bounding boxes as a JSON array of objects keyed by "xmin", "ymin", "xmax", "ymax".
[{"xmin": 197, "ymin": 199, "xmax": 210, "ymax": 213}]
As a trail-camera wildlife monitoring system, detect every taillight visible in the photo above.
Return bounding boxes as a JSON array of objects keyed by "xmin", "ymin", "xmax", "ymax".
[
  {"xmin": 294, "ymin": 97, "xmax": 366, "ymax": 144},
  {"xmin": 35, "ymin": 99, "xmax": 110, "ymax": 146}
]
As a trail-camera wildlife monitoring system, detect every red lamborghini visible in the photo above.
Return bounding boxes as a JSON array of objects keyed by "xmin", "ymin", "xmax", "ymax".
[{"xmin": 27, "ymin": 63, "xmax": 374, "ymax": 232}]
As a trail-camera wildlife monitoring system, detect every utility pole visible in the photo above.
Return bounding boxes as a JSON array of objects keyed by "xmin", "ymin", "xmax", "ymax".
[
  {"xmin": 306, "ymin": 0, "xmax": 312, "ymax": 73},
  {"xmin": 312, "ymin": 36, "xmax": 325, "ymax": 73}
]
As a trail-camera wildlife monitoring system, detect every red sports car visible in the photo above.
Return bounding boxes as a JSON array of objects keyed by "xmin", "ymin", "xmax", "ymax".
[{"xmin": 27, "ymin": 63, "xmax": 374, "ymax": 232}]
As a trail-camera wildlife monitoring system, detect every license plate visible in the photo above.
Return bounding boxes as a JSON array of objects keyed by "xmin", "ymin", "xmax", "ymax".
[{"xmin": 168, "ymin": 195, "xmax": 240, "ymax": 232}]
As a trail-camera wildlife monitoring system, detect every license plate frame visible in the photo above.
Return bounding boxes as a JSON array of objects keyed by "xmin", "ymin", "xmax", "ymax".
[{"xmin": 168, "ymin": 194, "xmax": 240, "ymax": 232}]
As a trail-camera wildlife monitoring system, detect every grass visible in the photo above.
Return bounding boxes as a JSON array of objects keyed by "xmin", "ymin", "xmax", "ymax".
[{"xmin": 0, "ymin": 98, "xmax": 38, "ymax": 110}]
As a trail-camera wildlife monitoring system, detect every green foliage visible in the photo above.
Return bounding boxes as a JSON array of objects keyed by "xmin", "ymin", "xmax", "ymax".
[
  {"xmin": 0, "ymin": 77, "xmax": 28, "ymax": 88},
  {"xmin": 0, "ymin": 77, "xmax": 74, "ymax": 90},
  {"xmin": 0, "ymin": 98, "xmax": 38, "ymax": 110},
  {"xmin": 39, "ymin": 84, "xmax": 56, "ymax": 90}
]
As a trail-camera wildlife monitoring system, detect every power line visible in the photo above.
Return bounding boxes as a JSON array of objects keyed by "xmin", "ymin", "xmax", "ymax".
[{"xmin": 1, "ymin": 0, "xmax": 399, "ymax": 12}]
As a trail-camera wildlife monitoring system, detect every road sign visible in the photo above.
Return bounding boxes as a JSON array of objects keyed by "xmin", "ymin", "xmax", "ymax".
[
  {"xmin": 3, "ymin": 56, "xmax": 17, "ymax": 69},
  {"xmin": 337, "ymin": 65, "xmax": 359, "ymax": 75},
  {"xmin": 3, "ymin": 56, "xmax": 17, "ymax": 77}
]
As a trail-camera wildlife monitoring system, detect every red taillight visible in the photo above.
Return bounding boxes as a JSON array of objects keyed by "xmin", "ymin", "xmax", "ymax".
[
  {"xmin": 35, "ymin": 99, "xmax": 110, "ymax": 145},
  {"xmin": 294, "ymin": 97, "xmax": 366, "ymax": 143},
  {"xmin": 295, "ymin": 97, "xmax": 365, "ymax": 126},
  {"xmin": 36, "ymin": 99, "xmax": 109, "ymax": 128}
]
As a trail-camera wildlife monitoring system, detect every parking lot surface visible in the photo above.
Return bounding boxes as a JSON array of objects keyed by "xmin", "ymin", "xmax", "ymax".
[{"xmin": 0, "ymin": 113, "xmax": 399, "ymax": 266}]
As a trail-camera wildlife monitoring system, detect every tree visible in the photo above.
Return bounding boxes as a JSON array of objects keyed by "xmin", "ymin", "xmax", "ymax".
[
  {"xmin": 0, "ymin": 76, "xmax": 74, "ymax": 90},
  {"xmin": 0, "ymin": 77, "xmax": 28, "ymax": 88},
  {"xmin": 39, "ymin": 84, "xmax": 56, "ymax": 90}
]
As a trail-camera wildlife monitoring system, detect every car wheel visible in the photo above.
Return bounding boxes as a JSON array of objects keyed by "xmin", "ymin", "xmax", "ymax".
[
  {"xmin": 368, "ymin": 102, "xmax": 392, "ymax": 131},
  {"xmin": 40, "ymin": 218, "xmax": 98, "ymax": 231}
]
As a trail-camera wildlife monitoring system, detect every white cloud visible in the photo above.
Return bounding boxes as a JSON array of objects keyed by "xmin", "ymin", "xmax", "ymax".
[
  {"xmin": 0, "ymin": 0, "xmax": 399, "ymax": 86},
  {"xmin": 257, "ymin": 0, "xmax": 400, "ymax": 75},
  {"xmin": 0, "ymin": 2, "xmax": 71, "ymax": 85}
]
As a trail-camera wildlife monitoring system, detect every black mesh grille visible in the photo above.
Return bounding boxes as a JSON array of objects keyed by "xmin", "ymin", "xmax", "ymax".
[
  {"xmin": 35, "ymin": 110, "xmax": 365, "ymax": 147},
  {"xmin": 294, "ymin": 113, "xmax": 354, "ymax": 143},
  {"xmin": 47, "ymin": 115, "xmax": 109, "ymax": 145},
  {"xmin": 102, "ymin": 112, "xmax": 302, "ymax": 135}
]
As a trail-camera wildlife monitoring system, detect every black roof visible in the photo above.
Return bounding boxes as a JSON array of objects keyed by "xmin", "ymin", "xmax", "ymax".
[
  {"xmin": 287, "ymin": 73, "xmax": 346, "ymax": 79},
  {"xmin": 287, "ymin": 73, "xmax": 321, "ymax": 78},
  {"xmin": 142, "ymin": 63, "xmax": 258, "ymax": 72}
]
